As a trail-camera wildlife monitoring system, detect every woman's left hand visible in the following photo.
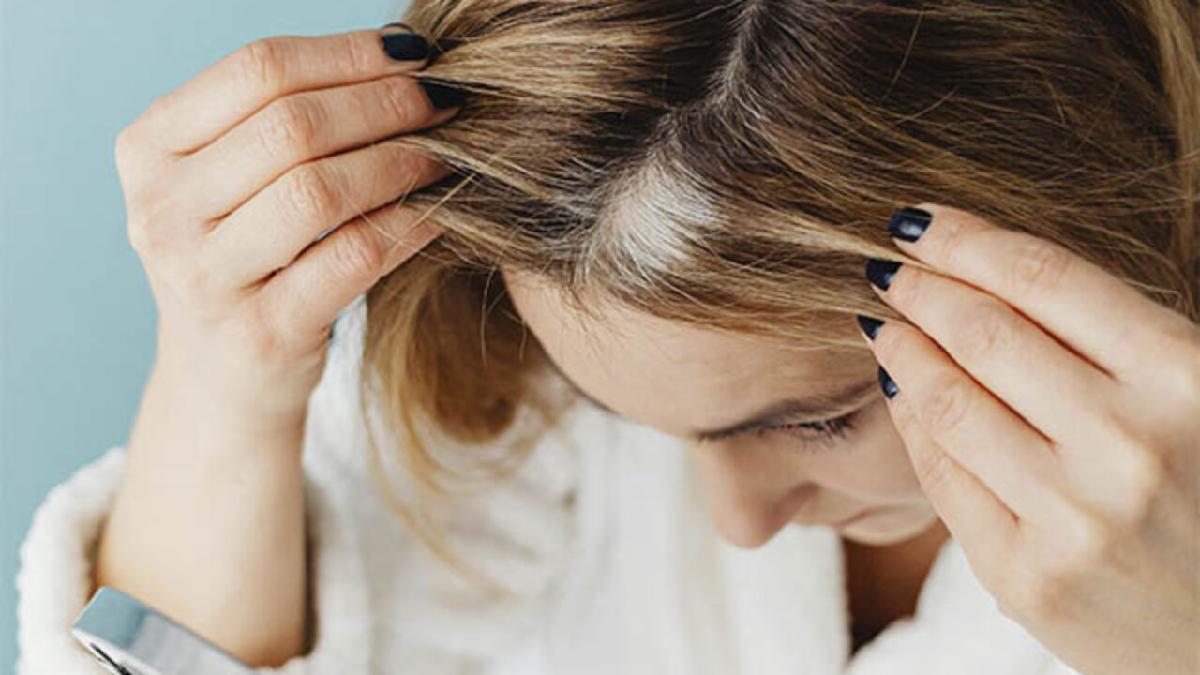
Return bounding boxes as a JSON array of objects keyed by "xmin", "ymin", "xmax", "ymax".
[{"xmin": 860, "ymin": 203, "xmax": 1199, "ymax": 675}]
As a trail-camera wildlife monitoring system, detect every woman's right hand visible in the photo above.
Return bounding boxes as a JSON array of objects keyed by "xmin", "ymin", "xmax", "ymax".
[
  {"xmin": 115, "ymin": 24, "xmax": 459, "ymax": 435},
  {"xmin": 93, "ymin": 26, "xmax": 463, "ymax": 667}
]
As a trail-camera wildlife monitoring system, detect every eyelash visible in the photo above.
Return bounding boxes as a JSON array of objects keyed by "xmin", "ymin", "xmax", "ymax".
[
  {"xmin": 750, "ymin": 411, "xmax": 857, "ymax": 448},
  {"xmin": 700, "ymin": 408, "xmax": 859, "ymax": 449}
]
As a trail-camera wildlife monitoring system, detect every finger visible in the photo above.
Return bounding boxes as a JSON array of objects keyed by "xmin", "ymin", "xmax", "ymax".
[
  {"xmin": 205, "ymin": 140, "xmax": 452, "ymax": 288},
  {"xmin": 866, "ymin": 319, "xmax": 1068, "ymax": 524},
  {"xmin": 875, "ymin": 368, "xmax": 1019, "ymax": 590},
  {"xmin": 866, "ymin": 259, "xmax": 1117, "ymax": 449},
  {"xmin": 130, "ymin": 25, "xmax": 434, "ymax": 157},
  {"xmin": 182, "ymin": 72, "xmax": 461, "ymax": 218},
  {"xmin": 261, "ymin": 201, "xmax": 442, "ymax": 338},
  {"xmin": 886, "ymin": 203, "xmax": 1198, "ymax": 384}
]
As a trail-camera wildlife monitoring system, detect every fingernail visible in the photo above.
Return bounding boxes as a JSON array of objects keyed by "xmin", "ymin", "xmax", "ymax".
[
  {"xmin": 889, "ymin": 206, "xmax": 932, "ymax": 243},
  {"xmin": 856, "ymin": 315, "xmax": 884, "ymax": 341},
  {"xmin": 865, "ymin": 258, "xmax": 902, "ymax": 291},
  {"xmin": 380, "ymin": 23, "xmax": 430, "ymax": 61},
  {"xmin": 419, "ymin": 80, "xmax": 467, "ymax": 109},
  {"xmin": 877, "ymin": 366, "xmax": 900, "ymax": 398}
]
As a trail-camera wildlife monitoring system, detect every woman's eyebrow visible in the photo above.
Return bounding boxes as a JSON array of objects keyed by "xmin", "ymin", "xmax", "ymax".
[{"xmin": 690, "ymin": 378, "xmax": 878, "ymax": 442}]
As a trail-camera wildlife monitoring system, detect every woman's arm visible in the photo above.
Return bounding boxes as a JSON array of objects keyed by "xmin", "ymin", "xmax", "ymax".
[
  {"xmin": 87, "ymin": 23, "xmax": 456, "ymax": 666},
  {"xmin": 95, "ymin": 377, "xmax": 309, "ymax": 666}
]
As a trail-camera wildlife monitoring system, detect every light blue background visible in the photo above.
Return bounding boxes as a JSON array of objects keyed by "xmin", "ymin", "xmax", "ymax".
[{"xmin": 1, "ymin": 1, "xmax": 409, "ymax": 669}]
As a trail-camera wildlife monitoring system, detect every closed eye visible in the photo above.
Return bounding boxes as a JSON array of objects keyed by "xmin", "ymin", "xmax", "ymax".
[
  {"xmin": 757, "ymin": 411, "xmax": 855, "ymax": 443},
  {"xmin": 699, "ymin": 409, "xmax": 859, "ymax": 451}
]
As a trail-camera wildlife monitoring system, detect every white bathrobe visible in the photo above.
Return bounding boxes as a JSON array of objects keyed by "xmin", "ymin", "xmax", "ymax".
[{"xmin": 16, "ymin": 296, "xmax": 1086, "ymax": 675}]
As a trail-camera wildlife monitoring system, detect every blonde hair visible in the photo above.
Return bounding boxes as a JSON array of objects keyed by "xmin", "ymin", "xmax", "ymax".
[{"xmin": 359, "ymin": 0, "xmax": 1199, "ymax": 593}]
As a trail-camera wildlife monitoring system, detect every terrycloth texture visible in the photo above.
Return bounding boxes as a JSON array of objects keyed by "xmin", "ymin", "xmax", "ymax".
[{"xmin": 16, "ymin": 296, "xmax": 1086, "ymax": 675}]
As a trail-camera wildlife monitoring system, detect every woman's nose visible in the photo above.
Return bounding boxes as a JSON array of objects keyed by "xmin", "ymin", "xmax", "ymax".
[{"xmin": 688, "ymin": 442, "xmax": 816, "ymax": 549}]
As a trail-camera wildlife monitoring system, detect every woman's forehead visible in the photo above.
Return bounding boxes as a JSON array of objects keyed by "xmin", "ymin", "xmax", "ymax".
[{"xmin": 502, "ymin": 264, "xmax": 873, "ymax": 434}]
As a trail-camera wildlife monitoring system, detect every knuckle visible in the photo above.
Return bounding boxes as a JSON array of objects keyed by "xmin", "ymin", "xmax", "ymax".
[
  {"xmin": 1097, "ymin": 410, "xmax": 1158, "ymax": 464},
  {"xmin": 113, "ymin": 126, "xmax": 138, "ymax": 167},
  {"xmin": 1010, "ymin": 568, "xmax": 1071, "ymax": 623},
  {"xmin": 1111, "ymin": 445, "xmax": 1166, "ymax": 527},
  {"xmin": 127, "ymin": 96, "xmax": 165, "ymax": 140},
  {"xmin": 337, "ymin": 31, "xmax": 375, "ymax": 79},
  {"xmin": 118, "ymin": 182, "xmax": 154, "ymax": 219},
  {"xmin": 281, "ymin": 165, "xmax": 339, "ymax": 223},
  {"xmin": 235, "ymin": 306, "xmax": 288, "ymax": 364},
  {"xmin": 1008, "ymin": 238, "xmax": 1072, "ymax": 296},
  {"xmin": 1094, "ymin": 406, "xmax": 1135, "ymax": 445},
  {"xmin": 929, "ymin": 213, "xmax": 970, "ymax": 264},
  {"xmin": 381, "ymin": 146, "xmax": 442, "ymax": 196},
  {"xmin": 1156, "ymin": 319, "xmax": 1200, "ymax": 401},
  {"xmin": 922, "ymin": 374, "xmax": 973, "ymax": 436},
  {"xmin": 872, "ymin": 319, "xmax": 909, "ymax": 364},
  {"xmin": 113, "ymin": 124, "xmax": 161, "ymax": 190},
  {"xmin": 125, "ymin": 217, "xmax": 157, "ymax": 255},
  {"xmin": 124, "ymin": 181, "xmax": 176, "ymax": 226},
  {"xmin": 142, "ymin": 92, "xmax": 172, "ymax": 121},
  {"xmin": 1125, "ymin": 435, "xmax": 1167, "ymax": 488},
  {"xmin": 329, "ymin": 224, "xmax": 386, "ymax": 279},
  {"xmin": 885, "ymin": 261, "xmax": 922, "ymax": 308},
  {"xmin": 123, "ymin": 198, "xmax": 181, "ymax": 255},
  {"xmin": 909, "ymin": 434, "xmax": 956, "ymax": 493},
  {"xmin": 955, "ymin": 304, "xmax": 1018, "ymax": 363},
  {"xmin": 1092, "ymin": 411, "xmax": 1160, "ymax": 489},
  {"xmin": 887, "ymin": 385, "xmax": 921, "ymax": 427},
  {"xmin": 1090, "ymin": 415, "xmax": 1173, "ymax": 522},
  {"xmin": 258, "ymin": 97, "xmax": 322, "ymax": 159},
  {"xmin": 1062, "ymin": 506, "xmax": 1120, "ymax": 571},
  {"xmin": 237, "ymin": 301, "xmax": 324, "ymax": 368},
  {"xmin": 1052, "ymin": 495, "xmax": 1146, "ymax": 585},
  {"xmin": 995, "ymin": 575, "xmax": 1030, "ymax": 621},
  {"xmin": 180, "ymin": 265, "xmax": 215, "ymax": 300},
  {"xmin": 993, "ymin": 563, "xmax": 1028, "ymax": 620},
  {"xmin": 1185, "ymin": 361, "xmax": 1200, "ymax": 407},
  {"xmin": 232, "ymin": 38, "xmax": 287, "ymax": 95},
  {"xmin": 377, "ymin": 77, "xmax": 426, "ymax": 124}
]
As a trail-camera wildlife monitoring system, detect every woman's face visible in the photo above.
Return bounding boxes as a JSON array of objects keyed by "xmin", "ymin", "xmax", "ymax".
[{"xmin": 502, "ymin": 267, "xmax": 942, "ymax": 548}]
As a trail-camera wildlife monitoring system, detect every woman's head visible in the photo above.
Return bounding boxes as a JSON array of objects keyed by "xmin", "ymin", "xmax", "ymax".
[
  {"xmin": 502, "ymin": 261, "xmax": 937, "ymax": 548},
  {"xmin": 361, "ymin": 0, "xmax": 1197, "ymax": 577}
]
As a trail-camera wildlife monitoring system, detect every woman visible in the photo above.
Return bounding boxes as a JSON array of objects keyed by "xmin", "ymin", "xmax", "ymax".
[{"xmin": 17, "ymin": 1, "xmax": 1198, "ymax": 673}]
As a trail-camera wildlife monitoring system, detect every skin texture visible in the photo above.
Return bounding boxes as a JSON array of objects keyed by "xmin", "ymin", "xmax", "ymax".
[{"xmin": 501, "ymin": 265, "xmax": 945, "ymax": 550}]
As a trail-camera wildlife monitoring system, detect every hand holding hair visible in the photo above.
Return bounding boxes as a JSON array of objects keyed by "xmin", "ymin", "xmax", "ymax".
[{"xmin": 860, "ymin": 203, "xmax": 1199, "ymax": 675}]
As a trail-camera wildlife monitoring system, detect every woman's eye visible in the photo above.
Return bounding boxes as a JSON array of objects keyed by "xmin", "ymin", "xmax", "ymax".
[
  {"xmin": 754, "ymin": 411, "xmax": 857, "ymax": 447},
  {"xmin": 694, "ymin": 409, "xmax": 861, "ymax": 447}
]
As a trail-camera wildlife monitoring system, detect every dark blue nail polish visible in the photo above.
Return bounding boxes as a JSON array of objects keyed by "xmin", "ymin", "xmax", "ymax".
[
  {"xmin": 877, "ymin": 366, "xmax": 900, "ymax": 398},
  {"xmin": 419, "ymin": 80, "xmax": 467, "ymax": 109},
  {"xmin": 380, "ymin": 26, "xmax": 430, "ymax": 61},
  {"xmin": 889, "ymin": 206, "xmax": 932, "ymax": 243},
  {"xmin": 856, "ymin": 315, "xmax": 884, "ymax": 341},
  {"xmin": 865, "ymin": 258, "xmax": 902, "ymax": 291}
]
